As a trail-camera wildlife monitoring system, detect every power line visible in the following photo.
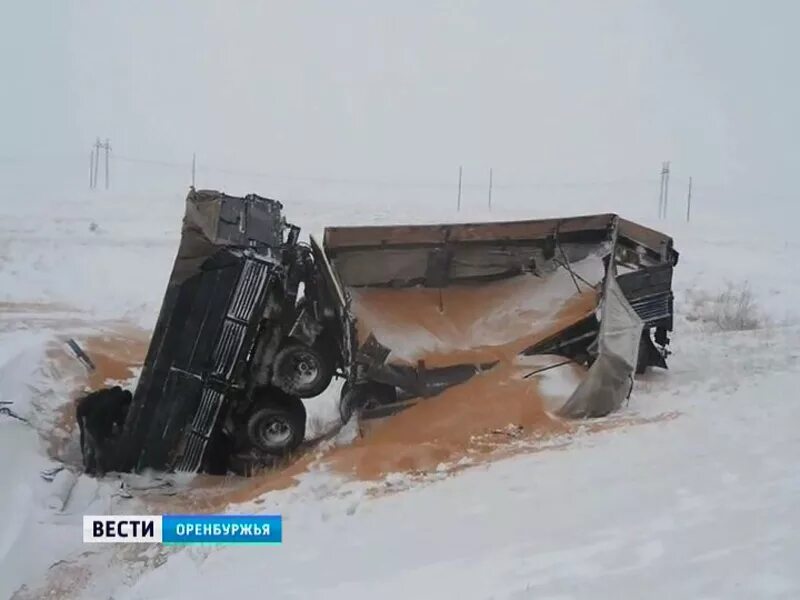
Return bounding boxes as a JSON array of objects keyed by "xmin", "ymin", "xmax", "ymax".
[
  {"xmin": 109, "ymin": 153, "xmax": 662, "ymax": 191},
  {"xmin": 113, "ymin": 154, "xmax": 188, "ymax": 169}
]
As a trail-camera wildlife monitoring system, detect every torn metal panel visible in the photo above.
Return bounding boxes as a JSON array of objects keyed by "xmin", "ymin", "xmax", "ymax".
[{"xmin": 557, "ymin": 259, "xmax": 644, "ymax": 418}]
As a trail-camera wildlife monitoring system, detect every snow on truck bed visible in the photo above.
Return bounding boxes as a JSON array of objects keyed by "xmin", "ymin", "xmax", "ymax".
[{"xmin": 2, "ymin": 190, "xmax": 800, "ymax": 599}]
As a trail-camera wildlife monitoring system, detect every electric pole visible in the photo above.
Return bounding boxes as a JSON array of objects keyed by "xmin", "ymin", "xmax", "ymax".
[
  {"xmin": 457, "ymin": 166, "xmax": 463, "ymax": 211},
  {"xmin": 89, "ymin": 138, "xmax": 111, "ymax": 190},
  {"xmin": 658, "ymin": 161, "xmax": 671, "ymax": 219},
  {"xmin": 488, "ymin": 168, "xmax": 493, "ymax": 211},
  {"xmin": 104, "ymin": 138, "xmax": 110, "ymax": 189},
  {"xmin": 686, "ymin": 176, "xmax": 693, "ymax": 223},
  {"xmin": 92, "ymin": 138, "xmax": 100, "ymax": 189}
]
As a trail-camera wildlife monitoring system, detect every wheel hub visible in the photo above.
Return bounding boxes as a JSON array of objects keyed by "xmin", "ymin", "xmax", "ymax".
[
  {"xmin": 292, "ymin": 352, "xmax": 319, "ymax": 385},
  {"xmin": 257, "ymin": 418, "xmax": 292, "ymax": 447}
]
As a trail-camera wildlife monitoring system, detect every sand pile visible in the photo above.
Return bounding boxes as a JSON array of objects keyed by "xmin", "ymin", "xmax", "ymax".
[
  {"xmin": 326, "ymin": 271, "xmax": 601, "ymax": 479},
  {"xmin": 326, "ymin": 359, "xmax": 574, "ymax": 480},
  {"xmin": 77, "ymin": 329, "xmax": 149, "ymax": 389},
  {"xmin": 161, "ymin": 271, "xmax": 601, "ymax": 505},
  {"xmin": 46, "ymin": 327, "xmax": 149, "ymax": 463},
  {"xmin": 28, "ymin": 265, "xmax": 604, "ymax": 502},
  {"xmin": 351, "ymin": 268, "xmax": 600, "ymax": 367}
]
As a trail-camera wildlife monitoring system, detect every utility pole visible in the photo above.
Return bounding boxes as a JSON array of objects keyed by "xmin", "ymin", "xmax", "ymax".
[
  {"xmin": 658, "ymin": 161, "xmax": 671, "ymax": 219},
  {"xmin": 89, "ymin": 138, "xmax": 111, "ymax": 190},
  {"xmin": 686, "ymin": 176, "xmax": 693, "ymax": 223},
  {"xmin": 90, "ymin": 138, "xmax": 111, "ymax": 189},
  {"xmin": 92, "ymin": 138, "xmax": 101, "ymax": 190},
  {"xmin": 191, "ymin": 153, "xmax": 196, "ymax": 189},
  {"xmin": 488, "ymin": 168, "xmax": 493, "ymax": 211},
  {"xmin": 89, "ymin": 148, "xmax": 95, "ymax": 189},
  {"xmin": 658, "ymin": 163, "xmax": 663, "ymax": 218},
  {"xmin": 457, "ymin": 166, "xmax": 463, "ymax": 211},
  {"xmin": 104, "ymin": 138, "xmax": 110, "ymax": 189}
]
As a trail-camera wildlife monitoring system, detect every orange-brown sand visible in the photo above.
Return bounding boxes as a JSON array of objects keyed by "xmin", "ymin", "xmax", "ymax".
[
  {"xmin": 45, "ymin": 327, "xmax": 149, "ymax": 462},
  {"xmin": 322, "ymin": 284, "xmax": 599, "ymax": 480},
  {"xmin": 352, "ymin": 276, "xmax": 598, "ymax": 368},
  {"xmin": 13, "ymin": 281, "xmax": 603, "ymax": 506},
  {"xmin": 325, "ymin": 362, "xmax": 569, "ymax": 479},
  {"xmin": 0, "ymin": 301, "xmax": 73, "ymax": 313},
  {"xmin": 161, "ymin": 280, "xmax": 599, "ymax": 496},
  {"xmin": 79, "ymin": 328, "xmax": 150, "ymax": 389}
]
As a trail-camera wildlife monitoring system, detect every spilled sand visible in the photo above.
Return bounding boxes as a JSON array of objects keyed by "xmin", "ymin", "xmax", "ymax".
[
  {"xmin": 70, "ymin": 327, "xmax": 149, "ymax": 389},
  {"xmin": 44, "ymin": 326, "xmax": 150, "ymax": 463},
  {"xmin": 23, "ymin": 270, "xmax": 648, "ymax": 511},
  {"xmin": 350, "ymin": 271, "xmax": 600, "ymax": 367},
  {"xmin": 0, "ymin": 302, "xmax": 151, "ymax": 464},
  {"xmin": 327, "ymin": 281, "xmax": 599, "ymax": 480},
  {"xmin": 180, "ymin": 276, "xmax": 603, "ymax": 509}
]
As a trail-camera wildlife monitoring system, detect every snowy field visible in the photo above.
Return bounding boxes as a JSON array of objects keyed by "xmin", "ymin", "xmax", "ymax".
[{"xmin": 2, "ymin": 186, "xmax": 800, "ymax": 599}]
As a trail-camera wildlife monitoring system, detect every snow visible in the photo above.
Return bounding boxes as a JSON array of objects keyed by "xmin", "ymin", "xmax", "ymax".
[
  {"xmin": 117, "ymin": 348, "xmax": 800, "ymax": 600},
  {"xmin": 2, "ymin": 186, "xmax": 800, "ymax": 598},
  {"xmin": 520, "ymin": 356, "xmax": 585, "ymax": 413}
]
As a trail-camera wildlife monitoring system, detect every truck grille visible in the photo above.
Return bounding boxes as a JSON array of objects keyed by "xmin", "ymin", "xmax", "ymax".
[
  {"xmin": 192, "ymin": 387, "xmax": 225, "ymax": 437},
  {"xmin": 175, "ymin": 433, "xmax": 206, "ymax": 473},
  {"xmin": 229, "ymin": 259, "xmax": 270, "ymax": 321},
  {"xmin": 628, "ymin": 292, "xmax": 673, "ymax": 324},
  {"xmin": 172, "ymin": 387, "xmax": 225, "ymax": 472},
  {"xmin": 210, "ymin": 320, "xmax": 246, "ymax": 378},
  {"xmin": 174, "ymin": 258, "xmax": 275, "ymax": 473},
  {"xmin": 210, "ymin": 258, "xmax": 271, "ymax": 379}
]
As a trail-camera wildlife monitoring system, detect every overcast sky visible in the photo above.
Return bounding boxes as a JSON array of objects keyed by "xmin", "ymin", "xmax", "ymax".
[{"xmin": 2, "ymin": 1, "xmax": 799, "ymax": 206}]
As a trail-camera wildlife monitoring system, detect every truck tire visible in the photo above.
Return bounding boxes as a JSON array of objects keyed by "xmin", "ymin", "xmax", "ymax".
[
  {"xmin": 245, "ymin": 392, "xmax": 306, "ymax": 456},
  {"xmin": 272, "ymin": 343, "xmax": 333, "ymax": 398}
]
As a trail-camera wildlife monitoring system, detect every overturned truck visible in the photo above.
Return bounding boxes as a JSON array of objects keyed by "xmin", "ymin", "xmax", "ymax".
[{"xmin": 102, "ymin": 189, "xmax": 678, "ymax": 475}]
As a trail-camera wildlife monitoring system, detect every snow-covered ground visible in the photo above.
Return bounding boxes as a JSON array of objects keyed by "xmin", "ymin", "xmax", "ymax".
[{"xmin": 2, "ymin": 186, "xmax": 799, "ymax": 599}]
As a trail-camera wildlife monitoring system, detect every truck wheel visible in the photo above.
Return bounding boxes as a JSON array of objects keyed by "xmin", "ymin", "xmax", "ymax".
[
  {"xmin": 272, "ymin": 343, "xmax": 333, "ymax": 398},
  {"xmin": 246, "ymin": 394, "xmax": 306, "ymax": 456}
]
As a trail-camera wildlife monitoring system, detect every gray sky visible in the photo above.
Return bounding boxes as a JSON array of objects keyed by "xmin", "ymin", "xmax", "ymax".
[{"xmin": 2, "ymin": 1, "xmax": 799, "ymax": 207}]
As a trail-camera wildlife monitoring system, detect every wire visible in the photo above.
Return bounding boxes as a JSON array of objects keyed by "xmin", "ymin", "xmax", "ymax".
[
  {"xmin": 522, "ymin": 359, "xmax": 574, "ymax": 379},
  {"xmin": 108, "ymin": 154, "xmax": 665, "ymax": 191}
]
